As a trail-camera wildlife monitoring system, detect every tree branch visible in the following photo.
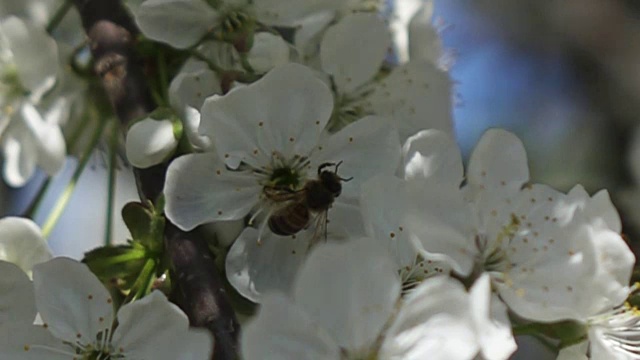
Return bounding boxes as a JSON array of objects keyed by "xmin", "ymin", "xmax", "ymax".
[{"xmin": 72, "ymin": 1, "xmax": 239, "ymax": 358}]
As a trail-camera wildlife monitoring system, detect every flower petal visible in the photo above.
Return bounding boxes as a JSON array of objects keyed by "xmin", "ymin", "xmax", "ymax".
[
  {"xmin": 248, "ymin": 32, "xmax": 290, "ymax": 74},
  {"xmin": 201, "ymin": 63, "xmax": 333, "ymax": 167},
  {"xmin": 408, "ymin": 2, "xmax": 444, "ymax": 66},
  {"xmin": 293, "ymin": 237, "xmax": 401, "ymax": 351},
  {"xmin": 379, "ymin": 275, "xmax": 478, "ymax": 360},
  {"xmin": 253, "ymin": 0, "xmax": 342, "ymax": 26},
  {"xmin": 320, "ymin": 14, "xmax": 390, "ymax": 94},
  {"xmin": 164, "ymin": 152, "xmax": 261, "ymax": 230},
  {"xmin": 241, "ymin": 294, "xmax": 340, "ymax": 360},
  {"xmin": 226, "ymin": 228, "xmax": 309, "ymax": 303},
  {"xmin": 404, "ymin": 180, "xmax": 476, "ymax": 276},
  {"xmin": 310, "ymin": 115, "xmax": 401, "ymax": 197},
  {"xmin": 468, "ymin": 129, "xmax": 529, "ymax": 191},
  {"xmin": 365, "ymin": 60, "xmax": 454, "ymax": 141},
  {"xmin": 0, "ymin": 16, "xmax": 57, "ymax": 94},
  {"xmin": 0, "ymin": 217, "xmax": 51, "ymax": 274},
  {"xmin": 126, "ymin": 118, "xmax": 178, "ymax": 168},
  {"xmin": 32, "ymin": 258, "xmax": 114, "ymax": 343},
  {"xmin": 20, "ymin": 103, "xmax": 66, "ymax": 176},
  {"xmin": 0, "ymin": 323, "xmax": 71, "ymax": 360},
  {"xmin": 2, "ymin": 128, "xmax": 37, "ymax": 187},
  {"xmin": 135, "ymin": 0, "xmax": 219, "ymax": 49},
  {"xmin": 169, "ymin": 67, "xmax": 221, "ymax": 116},
  {"xmin": 0, "ymin": 260, "xmax": 35, "ymax": 324},
  {"xmin": 112, "ymin": 291, "xmax": 212, "ymax": 359},
  {"xmin": 402, "ymin": 129, "xmax": 463, "ymax": 184},
  {"xmin": 469, "ymin": 275, "xmax": 517, "ymax": 360}
]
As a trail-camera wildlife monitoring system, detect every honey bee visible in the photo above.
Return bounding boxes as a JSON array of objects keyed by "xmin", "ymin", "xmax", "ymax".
[{"xmin": 264, "ymin": 161, "xmax": 353, "ymax": 242}]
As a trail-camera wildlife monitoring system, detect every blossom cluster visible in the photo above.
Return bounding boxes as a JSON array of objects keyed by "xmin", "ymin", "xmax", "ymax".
[{"xmin": 0, "ymin": 0, "xmax": 639, "ymax": 360}]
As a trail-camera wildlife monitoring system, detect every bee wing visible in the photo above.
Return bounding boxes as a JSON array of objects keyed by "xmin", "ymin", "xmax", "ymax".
[{"xmin": 307, "ymin": 210, "xmax": 329, "ymax": 250}]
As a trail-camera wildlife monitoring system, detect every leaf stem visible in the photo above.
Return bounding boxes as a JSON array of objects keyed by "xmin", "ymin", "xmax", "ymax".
[
  {"xmin": 46, "ymin": 0, "xmax": 73, "ymax": 34},
  {"xmin": 41, "ymin": 117, "xmax": 109, "ymax": 238},
  {"xmin": 104, "ymin": 122, "xmax": 119, "ymax": 245}
]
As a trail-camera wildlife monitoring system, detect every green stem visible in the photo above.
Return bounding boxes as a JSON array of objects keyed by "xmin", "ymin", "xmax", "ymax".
[
  {"xmin": 188, "ymin": 50, "xmax": 226, "ymax": 73},
  {"xmin": 23, "ymin": 110, "xmax": 89, "ymax": 219},
  {"xmin": 46, "ymin": 0, "xmax": 73, "ymax": 34},
  {"xmin": 41, "ymin": 118, "xmax": 108, "ymax": 238},
  {"xmin": 104, "ymin": 123, "xmax": 119, "ymax": 246},
  {"xmin": 124, "ymin": 257, "xmax": 157, "ymax": 303}
]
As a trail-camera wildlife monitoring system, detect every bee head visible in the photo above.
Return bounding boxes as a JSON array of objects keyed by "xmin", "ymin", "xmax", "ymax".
[{"xmin": 318, "ymin": 161, "xmax": 353, "ymax": 197}]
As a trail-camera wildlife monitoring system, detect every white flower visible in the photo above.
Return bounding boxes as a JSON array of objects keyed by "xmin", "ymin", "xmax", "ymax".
[
  {"xmin": 0, "ymin": 216, "xmax": 52, "ymax": 274},
  {"xmin": 0, "ymin": 16, "xmax": 66, "ymax": 186},
  {"xmin": 164, "ymin": 62, "xmax": 400, "ymax": 301},
  {"xmin": 0, "ymin": 257, "xmax": 213, "ymax": 360},
  {"xmin": 241, "ymin": 238, "xmax": 516, "ymax": 360},
  {"xmin": 246, "ymin": 32, "xmax": 290, "ymax": 73},
  {"xmin": 403, "ymin": 129, "xmax": 635, "ymax": 322}
]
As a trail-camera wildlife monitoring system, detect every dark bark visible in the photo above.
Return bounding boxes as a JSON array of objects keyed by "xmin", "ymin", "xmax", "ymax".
[{"xmin": 72, "ymin": 1, "xmax": 239, "ymax": 358}]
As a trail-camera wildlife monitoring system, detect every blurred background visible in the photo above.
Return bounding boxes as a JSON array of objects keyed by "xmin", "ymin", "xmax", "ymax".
[{"xmin": 3, "ymin": 0, "xmax": 640, "ymax": 358}]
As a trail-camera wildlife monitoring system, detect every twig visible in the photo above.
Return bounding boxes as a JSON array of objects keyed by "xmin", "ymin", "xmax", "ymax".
[{"xmin": 72, "ymin": 1, "xmax": 239, "ymax": 358}]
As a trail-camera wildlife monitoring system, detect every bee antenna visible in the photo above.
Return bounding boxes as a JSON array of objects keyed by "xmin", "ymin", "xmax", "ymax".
[
  {"xmin": 334, "ymin": 160, "xmax": 344, "ymax": 173},
  {"xmin": 339, "ymin": 176, "xmax": 354, "ymax": 182}
]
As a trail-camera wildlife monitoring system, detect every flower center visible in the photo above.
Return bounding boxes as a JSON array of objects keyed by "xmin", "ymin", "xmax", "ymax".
[
  {"xmin": 269, "ymin": 166, "xmax": 301, "ymax": 190},
  {"xmin": 479, "ymin": 213, "xmax": 521, "ymax": 274}
]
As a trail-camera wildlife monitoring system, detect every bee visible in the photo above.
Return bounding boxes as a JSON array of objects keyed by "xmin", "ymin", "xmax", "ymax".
[{"xmin": 264, "ymin": 161, "xmax": 353, "ymax": 242}]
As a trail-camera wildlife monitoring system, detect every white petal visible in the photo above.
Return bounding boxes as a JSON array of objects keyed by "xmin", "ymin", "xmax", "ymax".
[
  {"xmin": 408, "ymin": 2, "xmax": 444, "ymax": 66},
  {"xmin": 164, "ymin": 152, "xmax": 261, "ymax": 230},
  {"xmin": 226, "ymin": 228, "xmax": 309, "ymax": 303},
  {"xmin": 380, "ymin": 275, "xmax": 478, "ymax": 360},
  {"xmin": 469, "ymin": 275, "xmax": 517, "ymax": 360},
  {"xmin": 468, "ymin": 129, "xmax": 529, "ymax": 191},
  {"xmin": 126, "ymin": 118, "xmax": 178, "ymax": 168},
  {"xmin": 32, "ymin": 258, "xmax": 114, "ymax": 343},
  {"xmin": 112, "ymin": 291, "xmax": 212, "ymax": 359},
  {"xmin": 182, "ymin": 106, "xmax": 211, "ymax": 150},
  {"xmin": 0, "ymin": 260, "xmax": 36, "ymax": 324},
  {"xmin": 366, "ymin": 61, "xmax": 454, "ymax": 141},
  {"xmin": 201, "ymin": 63, "xmax": 333, "ymax": 168},
  {"xmin": 402, "ymin": 129, "xmax": 463, "ymax": 184},
  {"xmin": 174, "ymin": 329, "xmax": 215, "ymax": 360},
  {"xmin": 248, "ymin": 32, "xmax": 290, "ymax": 74},
  {"xmin": 294, "ymin": 238, "xmax": 401, "ymax": 351},
  {"xmin": 293, "ymin": 11, "xmax": 335, "ymax": 59},
  {"xmin": 0, "ymin": 323, "xmax": 71, "ymax": 360},
  {"xmin": 0, "ymin": 217, "xmax": 51, "ymax": 274},
  {"xmin": 404, "ymin": 180, "xmax": 477, "ymax": 276},
  {"xmin": 169, "ymin": 68, "xmax": 221, "ymax": 115},
  {"xmin": 320, "ymin": 14, "xmax": 390, "ymax": 94},
  {"xmin": 310, "ymin": 115, "xmax": 401, "ymax": 197},
  {"xmin": 20, "ymin": 103, "xmax": 66, "ymax": 176},
  {"xmin": 2, "ymin": 129, "xmax": 37, "ymax": 187},
  {"xmin": 360, "ymin": 175, "xmax": 417, "ymax": 269},
  {"xmin": 253, "ymin": 0, "xmax": 342, "ymax": 26},
  {"xmin": 241, "ymin": 294, "xmax": 340, "ymax": 360},
  {"xmin": 0, "ymin": 16, "xmax": 57, "ymax": 93},
  {"xmin": 135, "ymin": 0, "xmax": 219, "ymax": 49}
]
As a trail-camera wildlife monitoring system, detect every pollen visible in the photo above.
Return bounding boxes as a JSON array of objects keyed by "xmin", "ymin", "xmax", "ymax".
[
  {"xmin": 289, "ymin": 137, "xmax": 295, "ymax": 142},
  {"xmin": 88, "ymin": 294, "xmax": 93, "ymax": 300},
  {"xmin": 23, "ymin": 345, "xmax": 30, "ymax": 351},
  {"xmin": 389, "ymin": 232, "xmax": 396, "ymax": 238},
  {"xmin": 258, "ymin": 121, "xmax": 264, "ymax": 127},
  {"xmin": 348, "ymin": 137, "xmax": 354, "ymax": 142}
]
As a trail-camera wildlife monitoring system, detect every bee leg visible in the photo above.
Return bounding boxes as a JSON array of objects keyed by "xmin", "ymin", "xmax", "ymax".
[{"xmin": 255, "ymin": 209, "xmax": 274, "ymax": 246}]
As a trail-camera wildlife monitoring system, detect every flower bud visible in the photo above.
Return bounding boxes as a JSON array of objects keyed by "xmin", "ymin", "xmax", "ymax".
[{"xmin": 126, "ymin": 118, "xmax": 179, "ymax": 168}]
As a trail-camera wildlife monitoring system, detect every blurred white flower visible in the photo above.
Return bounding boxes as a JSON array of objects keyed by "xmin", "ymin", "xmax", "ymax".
[
  {"xmin": 0, "ymin": 260, "xmax": 36, "ymax": 325},
  {"xmin": 241, "ymin": 238, "xmax": 516, "ymax": 360},
  {"xmin": 0, "ymin": 257, "xmax": 213, "ymax": 360},
  {"xmin": 0, "ymin": 216, "xmax": 51, "ymax": 274},
  {"xmin": 0, "ymin": 16, "xmax": 66, "ymax": 187}
]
